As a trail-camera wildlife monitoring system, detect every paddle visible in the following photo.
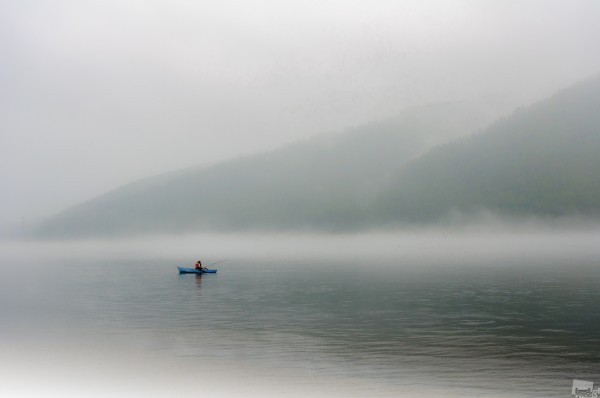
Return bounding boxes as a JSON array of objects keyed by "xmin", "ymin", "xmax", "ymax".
[{"xmin": 205, "ymin": 260, "xmax": 227, "ymax": 267}]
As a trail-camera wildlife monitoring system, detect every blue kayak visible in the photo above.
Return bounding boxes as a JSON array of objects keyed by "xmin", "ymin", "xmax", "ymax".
[{"xmin": 178, "ymin": 266, "xmax": 217, "ymax": 274}]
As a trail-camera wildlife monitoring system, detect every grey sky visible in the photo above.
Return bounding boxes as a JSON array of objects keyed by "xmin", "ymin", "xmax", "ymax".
[{"xmin": 1, "ymin": 0, "xmax": 600, "ymax": 229}]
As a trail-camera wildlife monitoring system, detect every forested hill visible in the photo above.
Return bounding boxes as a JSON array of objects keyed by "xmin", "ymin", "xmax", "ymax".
[
  {"xmin": 36, "ymin": 77, "xmax": 600, "ymax": 238},
  {"xmin": 374, "ymin": 76, "xmax": 600, "ymax": 224},
  {"xmin": 37, "ymin": 101, "xmax": 497, "ymax": 237}
]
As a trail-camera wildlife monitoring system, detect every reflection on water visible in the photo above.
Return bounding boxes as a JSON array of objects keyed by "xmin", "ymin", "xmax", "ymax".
[
  {"xmin": 2, "ymin": 251, "xmax": 600, "ymax": 397},
  {"xmin": 194, "ymin": 274, "xmax": 203, "ymax": 292}
]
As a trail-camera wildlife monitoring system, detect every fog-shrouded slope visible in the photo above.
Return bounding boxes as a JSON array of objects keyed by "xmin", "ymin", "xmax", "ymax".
[
  {"xmin": 37, "ymin": 101, "xmax": 499, "ymax": 238},
  {"xmin": 375, "ymin": 76, "xmax": 600, "ymax": 224}
]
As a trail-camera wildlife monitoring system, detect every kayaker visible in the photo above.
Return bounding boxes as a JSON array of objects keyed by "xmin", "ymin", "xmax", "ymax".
[{"xmin": 194, "ymin": 260, "xmax": 205, "ymax": 271}]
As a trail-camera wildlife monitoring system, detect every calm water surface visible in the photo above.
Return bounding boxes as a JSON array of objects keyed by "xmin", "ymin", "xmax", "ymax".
[{"xmin": 2, "ymin": 243, "xmax": 600, "ymax": 397}]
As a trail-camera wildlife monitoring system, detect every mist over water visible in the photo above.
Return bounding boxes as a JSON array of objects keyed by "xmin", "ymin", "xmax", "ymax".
[
  {"xmin": 2, "ymin": 2, "xmax": 600, "ymax": 396},
  {"xmin": 2, "ymin": 230, "xmax": 600, "ymax": 397}
]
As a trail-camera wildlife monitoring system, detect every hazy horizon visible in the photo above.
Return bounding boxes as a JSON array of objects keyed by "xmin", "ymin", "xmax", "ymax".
[
  {"xmin": 4, "ymin": 3, "xmax": 600, "ymax": 393},
  {"xmin": 2, "ymin": 0, "xmax": 600, "ymax": 230}
]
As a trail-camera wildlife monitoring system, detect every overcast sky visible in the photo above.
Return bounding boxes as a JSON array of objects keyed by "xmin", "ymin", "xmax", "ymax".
[{"xmin": 1, "ymin": 0, "xmax": 600, "ymax": 229}]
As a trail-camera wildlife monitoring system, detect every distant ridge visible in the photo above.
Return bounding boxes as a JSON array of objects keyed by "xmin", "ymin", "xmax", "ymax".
[
  {"xmin": 375, "ymin": 76, "xmax": 600, "ymax": 223},
  {"xmin": 37, "ymin": 77, "xmax": 600, "ymax": 238},
  {"xmin": 37, "ymin": 101, "xmax": 498, "ymax": 238}
]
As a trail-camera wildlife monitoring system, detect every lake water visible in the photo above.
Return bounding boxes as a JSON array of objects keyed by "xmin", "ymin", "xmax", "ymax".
[{"xmin": 1, "ymin": 232, "xmax": 600, "ymax": 397}]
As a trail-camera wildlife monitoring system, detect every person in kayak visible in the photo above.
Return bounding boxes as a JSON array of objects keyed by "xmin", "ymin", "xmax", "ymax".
[{"xmin": 194, "ymin": 260, "xmax": 206, "ymax": 271}]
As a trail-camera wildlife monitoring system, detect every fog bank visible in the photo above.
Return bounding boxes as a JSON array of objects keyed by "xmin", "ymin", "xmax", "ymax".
[{"xmin": 3, "ymin": 224, "xmax": 600, "ymax": 266}]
